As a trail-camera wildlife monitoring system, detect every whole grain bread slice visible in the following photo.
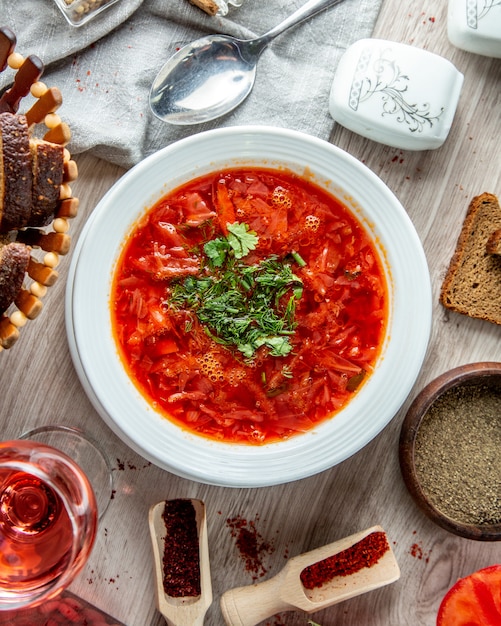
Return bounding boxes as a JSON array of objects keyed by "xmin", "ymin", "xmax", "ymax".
[
  {"xmin": 0, "ymin": 241, "xmax": 30, "ymax": 314},
  {"xmin": 30, "ymin": 137, "xmax": 65, "ymax": 227},
  {"xmin": 0, "ymin": 112, "xmax": 32, "ymax": 232},
  {"xmin": 440, "ymin": 192, "xmax": 501, "ymax": 325}
]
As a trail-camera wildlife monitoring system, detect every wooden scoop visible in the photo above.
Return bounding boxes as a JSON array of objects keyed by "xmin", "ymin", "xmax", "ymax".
[
  {"xmin": 149, "ymin": 499, "xmax": 213, "ymax": 626},
  {"xmin": 220, "ymin": 525, "xmax": 400, "ymax": 626}
]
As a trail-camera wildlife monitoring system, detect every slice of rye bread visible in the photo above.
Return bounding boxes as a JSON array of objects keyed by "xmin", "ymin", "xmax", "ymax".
[
  {"xmin": 0, "ymin": 112, "xmax": 32, "ymax": 233},
  {"xmin": 29, "ymin": 138, "xmax": 65, "ymax": 227},
  {"xmin": 0, "ymin": 241, "xmax": 30, "ymax": 314},
  {"xmin": 440, "ymin": 192, "xmax": 501, "ymax": 324}
]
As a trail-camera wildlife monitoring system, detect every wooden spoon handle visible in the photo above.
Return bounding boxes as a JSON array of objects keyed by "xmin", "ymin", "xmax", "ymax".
[{"xmin": 220, "ymin": 574, "xmax": 291, "ymax": 626}]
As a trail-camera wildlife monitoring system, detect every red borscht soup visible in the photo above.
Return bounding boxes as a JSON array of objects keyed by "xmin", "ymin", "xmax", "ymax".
[{"xmin": 111, "ymin": 168, "xmax": 388, "ymax": 444}]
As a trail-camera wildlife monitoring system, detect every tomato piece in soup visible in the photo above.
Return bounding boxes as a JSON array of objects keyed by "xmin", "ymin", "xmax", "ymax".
[{"xmin": 437, "ymin": 565, "xmax": 501, "ymax": 626}]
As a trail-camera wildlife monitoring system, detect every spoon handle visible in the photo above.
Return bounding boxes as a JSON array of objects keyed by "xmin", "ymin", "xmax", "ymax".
[{"xmin": 255, "ymin": 0, "xmax": 346, "ymax": 48}]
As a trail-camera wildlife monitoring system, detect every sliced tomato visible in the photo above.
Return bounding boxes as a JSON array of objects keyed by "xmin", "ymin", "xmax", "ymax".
[
  {"xmin": 152, "ymin": 221, "xmax": 186, "ymax": 248},
  {"xmin": 132, "ymin": 253, "xmax": 199, "ymax": 280},
  {"xmin": 144, "ymin": 337, "xmax": 179, "ymax": 359},
  {"xmin": 214, "ymin": 180, "xmax": 236, "ymax": 235},
  {"xmin": 245, "ymin": 177, "xmax": 270, "ymax": 198},
  {"xmin": 182, "ymin": 192, "xmax": 216, "ymax": 226},
  {"xmin": 437, "ymin": 565, "xmax": 501, "ymax": 626}
]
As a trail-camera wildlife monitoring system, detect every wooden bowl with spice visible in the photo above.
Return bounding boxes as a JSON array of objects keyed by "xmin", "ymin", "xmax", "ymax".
[{"xmin": 399, "ymin": 362, "xmax": 501, "ymax": 541}]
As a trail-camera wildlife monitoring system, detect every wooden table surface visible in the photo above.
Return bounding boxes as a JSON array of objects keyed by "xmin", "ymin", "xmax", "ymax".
[{"xmin": 2, "ymin": 0, "xmax": 501, "ymax": 624}]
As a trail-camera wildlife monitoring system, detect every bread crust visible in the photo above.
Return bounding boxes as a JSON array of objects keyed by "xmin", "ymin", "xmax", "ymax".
[
  {"xmin": 189, "ymin": 0, "xmax": 219, "ymax": 15},
  {"xmin": 0, "ymin": 112, "xmax": 32, "ymax": 232},
  {"xmin": 486, "ymin": 228, "xmax": 501, "ymax": 255},
  {"xmin": 30, "ymin": 138, "xmax": 65, "ymax": 227},
  {"xmin": 440, "ymin": 192, "xmax": 501, "ymax": 324},
  {"xmin": 0, "ymin": 241, "xmax": 30, "ymax": 314}
]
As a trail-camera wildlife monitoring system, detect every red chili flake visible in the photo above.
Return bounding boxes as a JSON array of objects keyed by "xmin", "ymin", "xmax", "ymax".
[
  {"xmin": 410, "ymin": 542, "xmax": 422, "ymax": 558},
  {"xmin": 410, "ymin": 541, "xmax": 431, "ymax": 563},
  {"xmin": 429, "ymin": 16, "xmax": 435, "ymax": 22},
  {"xmin": 226, "ymin": 514, "xmax": 274, "ymax": 580},
  {"xmin": 162, "ymin": 499, "xmax": 201, "ymax": 597},
  {"xmin": 300, "ymin": 531, "xmax": 390, "ymax": 590}
]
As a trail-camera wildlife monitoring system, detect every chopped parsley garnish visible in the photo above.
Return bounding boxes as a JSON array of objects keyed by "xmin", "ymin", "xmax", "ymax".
[{"xmin": 170, "ymin": 223, "xmax": 303, "ymax": 358}]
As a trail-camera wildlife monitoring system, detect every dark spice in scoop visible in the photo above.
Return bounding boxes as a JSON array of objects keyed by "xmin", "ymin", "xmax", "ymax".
[
  {"xmin": 414, "ymin": 382, "xmax": 501, "ymax": 526},
  {"xmin": 162, "ymin": 499, "xmax": 201, "ymax": 597},
  {"xmin": 300, "ymin": 531, "xmax": 390, "ymax": 589}
]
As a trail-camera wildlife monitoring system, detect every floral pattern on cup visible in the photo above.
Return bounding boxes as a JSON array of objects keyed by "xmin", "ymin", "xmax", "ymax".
[
  {"xmin": 349, "ymin": 46, "xmax": 444, "ymax": 134},
  {"xmin": 466, "ymin": 0, "xmax": 501, "ymax": 29},
  {"xmin": 448, "ymin": 0, "xmax": 501, "ymax": 57},
  {"xmin": 329, "ymin": 38, "xmax": 464, "ymax": 150}
]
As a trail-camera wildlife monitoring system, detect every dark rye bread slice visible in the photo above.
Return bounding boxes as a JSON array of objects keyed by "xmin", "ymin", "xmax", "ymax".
[
  {"xmin": 30, "ymin": 138, "xmax": 65, "ymax": 227},
  {"xmin": 440, "ymin": 193, "xmax": 501, "ymax": 325},
  {"xmin": 0, "ymin": 112, "xmax": 32, "ymax": 233},
  {"xmin": 0, "ymin": 241, "xmax": 30, "ymax": 314}
]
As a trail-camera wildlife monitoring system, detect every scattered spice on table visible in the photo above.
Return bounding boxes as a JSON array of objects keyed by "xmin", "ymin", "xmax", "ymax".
[
  {"xmin": 300, "ymin": 531, "xmax": 390, "ymax": 590},
  {"xmin": 115, "ymin": 458, "xmax": 151, "ymax": 471},
  {"xmin": 414, "ymin": 382, "xmax": 501, "ymax": 525},
  {"xmin": 409, "ymin": 541, "xmax": 431, "ymax": 563},
  {"xmin": 162, "ymin": 499, "xmax": 201, "ymax": 597},
  {"xmin": 226, "ymin": 514, "xmax": 274, "ymax": 580}
]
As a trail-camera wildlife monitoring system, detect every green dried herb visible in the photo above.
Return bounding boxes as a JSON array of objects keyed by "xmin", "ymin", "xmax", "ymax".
[{"xmin": 170, "ymin": 223, "xmax": 303, "ymax": 359}]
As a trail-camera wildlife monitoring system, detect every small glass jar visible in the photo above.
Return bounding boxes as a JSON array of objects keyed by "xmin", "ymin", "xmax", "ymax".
[{"xmin": 52, "ymin": 0, "xmax": 122, "ymax": 27}]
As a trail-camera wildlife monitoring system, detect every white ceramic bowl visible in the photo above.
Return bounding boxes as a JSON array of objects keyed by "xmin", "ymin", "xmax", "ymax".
[{"xmin": 66, "ymin": 126, "xmax": 431, "ymax": 488}]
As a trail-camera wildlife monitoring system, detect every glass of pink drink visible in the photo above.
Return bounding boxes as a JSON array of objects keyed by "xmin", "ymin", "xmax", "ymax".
[{"xmin": 0, "ymin": 440, "xmax": 98, "ymax": 611}]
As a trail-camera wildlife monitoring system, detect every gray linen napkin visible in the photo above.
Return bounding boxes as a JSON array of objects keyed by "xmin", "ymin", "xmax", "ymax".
[{"xmin": 0, "ymin": 0, "xmax": 382, "ymax": 169}]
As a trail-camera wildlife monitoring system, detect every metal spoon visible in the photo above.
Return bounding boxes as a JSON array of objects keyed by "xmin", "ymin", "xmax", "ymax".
[
  {"xmin": 149, "ymin": 0, "xmax": 345, "ymax": 125},
  {"xmin": 149, "ymin": 499, "xmax": 212, "ymax": 626},
  {"xmin": 220, "ymin": 525, "xmax": 400, "ymax": 626}
]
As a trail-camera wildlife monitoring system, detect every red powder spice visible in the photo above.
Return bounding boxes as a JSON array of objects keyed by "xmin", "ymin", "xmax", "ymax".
[
  {"xmin": 226, "ymin": 514, "xmax": 274, "ymax": 580},
  {"xmin": 410, "ymin": 540, "xmax": 431, "ymax": 563},
  {"xmin": 300, "ymin": 531, "xmax": 390, "ymax": 590},
  {"xmin": 162, "ymin": 499, "xmax": 201, "ymax": 597},
  {"xmin": 410, "ymin": 542, "xmax": 423, "ymax": 559}
]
